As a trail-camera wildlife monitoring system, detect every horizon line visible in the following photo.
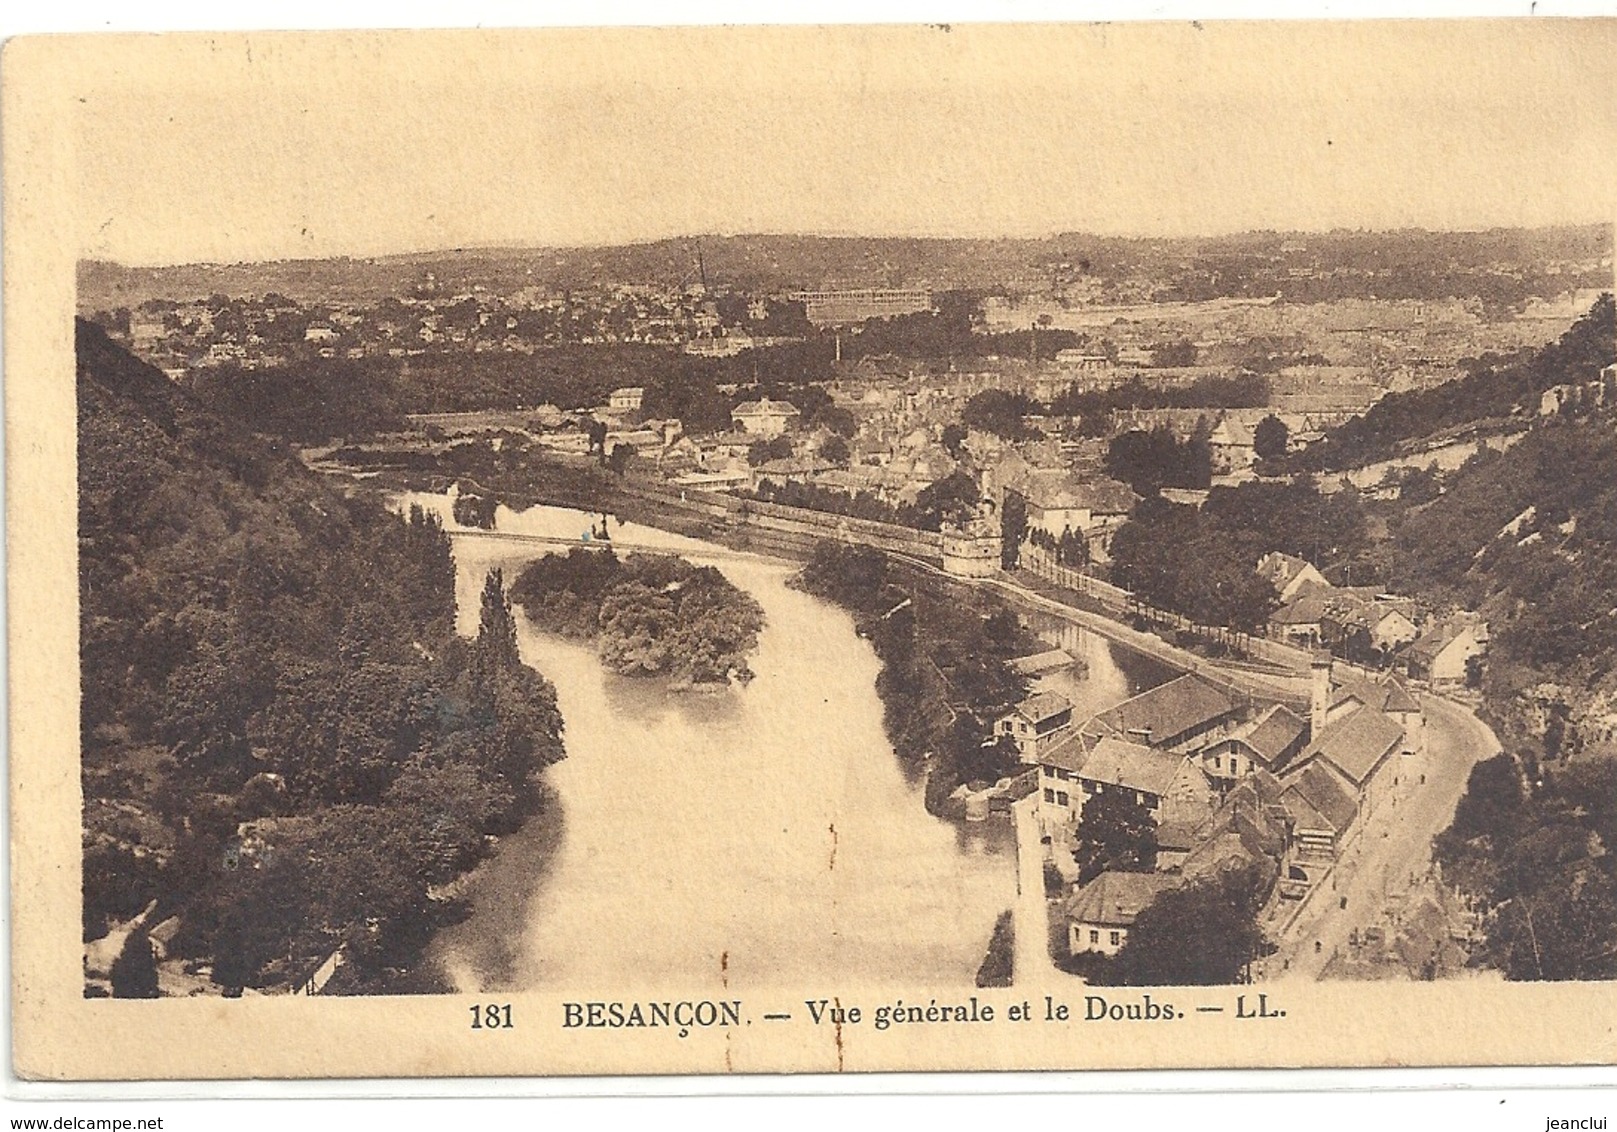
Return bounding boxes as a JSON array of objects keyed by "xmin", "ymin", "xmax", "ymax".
[{"xmin": 78, "ymin": 218, "xmax": 1617, "ymax": 273}]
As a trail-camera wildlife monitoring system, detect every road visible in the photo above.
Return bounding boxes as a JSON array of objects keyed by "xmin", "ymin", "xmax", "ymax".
[
  {"xmin": 1261, "ymin": 695, "xmax": 1500, "ymax": 980},
  {"xmin": 1011, "ymin": 796, "xmax": 1057, "ymax": 989},
  {"xmin": 974, "ymin": 571, "xmax": 1316, "ymax": 709}
]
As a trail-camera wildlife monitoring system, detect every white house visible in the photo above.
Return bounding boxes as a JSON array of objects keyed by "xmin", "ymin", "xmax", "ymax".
[
  {"xmin": 1197, "ymin": 703, "xmax": 1310, "ymax": 791},
  {"xmin": 1404, "ymin": 617, "xmax": 1488, "ymax": 688},
  {"xmin": 609, "ymin": 386, "xmax": 645, "ymax": 412},
  {"xmin": 1021, "ymin": 473, "xmax": 1139, "ymax": 548},
  {"xmin": 996, "ymin": 692, "xmax": 1075, "ymax": 763},
  {"xmin": 731, "ymin": 398, "xmax": 801, "ymax": 438},
  {"xmin": 1074, "ymin": 736, "xmax": 1217, "ymax": 832},
  {"xmin": 1208, "ymin": 414, "xmax": 1258, "ymax": 473},
  {"xmin": 1064, "ymin": 871, "xmax": 1181, "ymax": 957},
  {"xmin": 1034, "ymin": 739, "xmax": 1087, "ymax": 832},
  {"xmin": 1256, "ymin": 552, "xmax": 1329, "ymax": 602},
  {"xmin": 1280, "ymin": 703, "xmax": 1407, "ymax": 821},
  {"xmin": 1328, "ymin": 673, "xmax": 1426, "ymax": 757}
]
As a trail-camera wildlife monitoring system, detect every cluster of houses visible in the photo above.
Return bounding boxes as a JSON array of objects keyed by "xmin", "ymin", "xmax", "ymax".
[
  {"xmin": 1259, "ymin": 551, "xmax": 1488, "ymax": 688},
  {"xmin": 113, "ymin": 279, "xmax": 814, "ymax": 375},
  {"xmin": 998, "ymin": 652, "xmax": 1429, "ymax": 959}
]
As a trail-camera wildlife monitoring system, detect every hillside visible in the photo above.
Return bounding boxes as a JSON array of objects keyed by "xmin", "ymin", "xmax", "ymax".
[
  {"xmin": 1393, "ymin": 414, "xmax": 1617, "ymax": 729},
  {"xmin": 78, "ymin": 320, "xmax": 564, "ymax": 996},
  {"xmin": 1406, "ymin": 403, "xmax": 1617, "ymax": 980},
  {"xmin": 1302, "ymin": 293, "xmax": 1614, "ymax": 472}
]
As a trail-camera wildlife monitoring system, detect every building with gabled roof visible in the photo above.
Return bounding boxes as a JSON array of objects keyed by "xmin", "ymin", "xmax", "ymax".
[
  {"xmin": 1325, "ymin": 599, "xmax": 1419, "ymax": 659},
  {"xmin": 1329, "ymin": 673, "xmax": 1425, "ymax": 756},
  {"xmin": 1082, "ymin": 673, "xmax": 1241, "ymax": 754},
  {"xmin": 1153, "ymin": 818, "xmax": 1203, "ymax": 871},
  {"xmin": 1187, "ymin": 767, "xmax": 1300, "ymax": 890},
  {"xmin": 608, "ymin": 386, "xmax": 645, "ymax": 412},
  {"xmin": 1014, "ymin": 470, "xmax": 1139, "ymax": 557},
  {"xmin": 1287, "ymin": 704, "xmax": 1404, "ymax": 782},
  {"xmin": 1008, "ymin": 648, "xmax": 1077, "ymax": 678},
  {"xmin": 730, "ymin": 398, "xmax": 801, "ymax": 438},
  {"xmin": 1257, "ymin": 552, "xmax": 1330, "ymax": 603},
  {"xmin": 1280, "ymin": 703, "xmax": 1406, "ymax": 834},
  {"xmin": 1403, "ymin": 616, "xmax": 1487, "ymax": 688},
  {"xmin": 996, "ymin": 691, "xmax": 1075, "ymax": 763},
  {"xmin": 1074, "ymin": 736, "xmax": 1216, "ymax": 832},
  {"xmin": 1267, "ymin": 590, "xmax": 1332, "ymax": 646},
  {"xmin": 1064, "ymin": 870, "xmax": 1182, "ymax": 956},
  {"xmin": 1208, "ymin": 413, "xmax": 1259, "ymax": 473},
  {"xmin": 1078, "ymin": 736, "xmax": 1188, "ymax": 798},
  {"xmin": 1197, "ymin": 703, "xmax": 1310, "ymax": 790},
  {"xmin": 1031, "ymin": 730, "xmax": 1089, "ymax": 831},
  {"xmin": 1280, "ymin": 762, "xmax": 1361, "ymax": 872}
]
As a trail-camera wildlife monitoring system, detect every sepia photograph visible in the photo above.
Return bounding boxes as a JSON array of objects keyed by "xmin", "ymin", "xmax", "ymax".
[{"xmin": 8, "ymin": 15, "xmax": 1617, "ymax": 1080}]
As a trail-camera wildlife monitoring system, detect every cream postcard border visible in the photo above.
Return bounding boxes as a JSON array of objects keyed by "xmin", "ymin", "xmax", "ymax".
[{"xmin": 7, "ymin": 23, "xmax": 1617, "ymax": 1080}]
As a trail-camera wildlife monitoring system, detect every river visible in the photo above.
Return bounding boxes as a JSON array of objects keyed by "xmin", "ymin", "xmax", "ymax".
[{"xmin": 396, "ymin": 491, "xmax": 1164, "ymax": 993}]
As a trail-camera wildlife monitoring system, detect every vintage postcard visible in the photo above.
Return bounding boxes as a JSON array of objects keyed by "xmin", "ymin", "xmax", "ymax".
[{"xmin": 7, "ymin": 19, "xmax": 1617, "ymax": 1081}]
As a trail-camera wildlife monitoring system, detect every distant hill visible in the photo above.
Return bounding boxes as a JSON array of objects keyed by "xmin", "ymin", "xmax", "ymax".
[{"xmin": 79, "ymin": 223, "xmax": 1613, "ymax": 311}]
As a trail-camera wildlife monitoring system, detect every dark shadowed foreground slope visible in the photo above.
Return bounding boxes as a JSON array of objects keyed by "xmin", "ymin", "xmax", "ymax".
[{"xmin": 78, "ymin": 319, "xmax": 563, "ymax": 996}]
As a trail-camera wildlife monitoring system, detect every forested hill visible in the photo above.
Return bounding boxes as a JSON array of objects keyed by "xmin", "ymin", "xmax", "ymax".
[
  {"xmin": 1415, "ymin": 411, "xmax": 1617, "ymax": 980},
  {"xmin": 1394, "ymin": 409, "xmax": 1617, "ymax": 746},
  {"xmin": 78, "ymin": 319, "xmax": 564, "ymax": 996},
  {"xmin": 1372, "ymin": 310, "xmax": 1617, "ymax": 981},
  {"xmin": 1302, "ymin": 293, "xmax": 1614, "ymax": 472}
]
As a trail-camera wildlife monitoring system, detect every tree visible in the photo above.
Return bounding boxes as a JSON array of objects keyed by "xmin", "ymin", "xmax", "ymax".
[
  {"xmin": 1149, "ymin": 338, "xmax": 1198, "ymax": 367},
  {"xmin": 941, "ymin": 423, "xmax": 967, "ymax": 459},
  {"xmin": 1253, "ymin": 414, "xmax": 1289, "ymax": 462},
  {"xmin": 1056, "ymin": 526, "xmax": 1089, "ymax": 568},
  {"xmin": 110, "ymin": 928, "xmax": 161, "ymax": 998},
  {"xmin": 1000, "ymin": 491, "xmax": 1027, "ymax": 570},
  {"xmin": 915, "ymin": 470, "xmax": 982, "ymax": 531},
  {"xmin": 820, "ymin": 434, "xmax": 851, "ymax": 466},
  {"xmin": 1074, "ymin": 788, "xmax": 1158, "ymax": 883},
  {"xmin": 1399, "ymin": 464, "xmax": 1443, "ymax": 507},
  {"xmin": 746, "ymin": 435, "xmax": 793, "ymax": 467},
  {"xmin": 1109, "ymin": 864, "xmax": 1270, "ymax": 985},
  {"xmin": 1104, "ymin": 426, "xmax": 1210, "ymax": 497},
  {"xmin": 584, "ymin": 417, "xmax": 608, "ymax": 459},
  {"xmin": 607, "ymin": 442, "xmax": 635, "ymax": 476},
  {"xmin": 452, "ymin": 490, "xmax": 497, "ymax": 530},
  {"xmin": 1443, "ymin": 754, "xmax": 1525, "ymax": 846},
  {"xmin": 475, "ymin": 569, "xmax": 521, "ymax": 674},
  {"xmin": 950, "ymin": 719, "xmax": 1019, "ymax": 787},
  {"xmin": 818, "ymin": 405, "xmax": 857, "ymax": 437},
  {"xmin": 963, "ymin": 390, "xmax": 1039, "ymax": 440},
  {"xmin": 1493, "ymin": 870, "xmax": 1617, "ymax": 981}
]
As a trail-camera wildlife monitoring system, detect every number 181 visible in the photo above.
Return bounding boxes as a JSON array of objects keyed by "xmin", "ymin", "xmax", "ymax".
[{"xmin": 470, "ymin": 1003, "xmax": 513, "ymax": 1029}]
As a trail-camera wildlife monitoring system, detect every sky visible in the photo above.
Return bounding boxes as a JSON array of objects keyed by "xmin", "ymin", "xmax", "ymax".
[{"xmin": 43, "ymin": 15, "xmax": 1617, "ymax": 265}]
